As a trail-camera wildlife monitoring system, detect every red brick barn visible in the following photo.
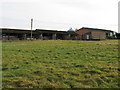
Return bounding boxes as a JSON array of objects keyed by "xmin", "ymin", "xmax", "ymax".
[{"xmin": 75, "ymin": 27, "xmax": 115, "ymax": 40}]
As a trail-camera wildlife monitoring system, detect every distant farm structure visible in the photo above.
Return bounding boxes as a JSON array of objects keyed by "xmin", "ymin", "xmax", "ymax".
[
  {"xmin": 1, "ymin": 27, "xmax": 117, "ymax": 40},
  {"xmin": 1, "ymin": 28, "xmax": 77, "ymax": 40},
  {"xmin": 75, "ymin": 27, "xmax": 116, "ymax": 40}
]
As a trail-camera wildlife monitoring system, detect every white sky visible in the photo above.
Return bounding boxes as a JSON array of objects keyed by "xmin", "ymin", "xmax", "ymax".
[{"xmin": 0, "ymin": 0, "xmax": 119, "ymax": 32}]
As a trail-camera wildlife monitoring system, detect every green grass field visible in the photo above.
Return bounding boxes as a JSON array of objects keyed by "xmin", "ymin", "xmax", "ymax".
[{"xmin": 2, "ymin": 40, "xmax": 119, "ymax": 88}]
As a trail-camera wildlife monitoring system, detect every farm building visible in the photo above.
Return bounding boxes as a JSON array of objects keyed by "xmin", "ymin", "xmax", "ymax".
[
  {"xmin": 2, "ymin": 28, "xmax": 36, "ymax": 40},
  {"xmin": 1, "ymin": 27, "xmax": 116, "ymax": 40},
  {"xmin": 75, "ymin": 27, "xmax": 116, "ymax": 40},
  {"xmin": 35, "ymin": 29, "xmax": 77, "ymax": 40},
  {"xmin": 1, "ymin": 28, "xmax": 77, "ymax": 40}
]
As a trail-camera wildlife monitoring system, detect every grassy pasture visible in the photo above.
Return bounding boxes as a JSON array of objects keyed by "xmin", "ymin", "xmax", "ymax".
[{"xmin": 2, "ymin": 40, "xmax": 119, "ymax": 88}]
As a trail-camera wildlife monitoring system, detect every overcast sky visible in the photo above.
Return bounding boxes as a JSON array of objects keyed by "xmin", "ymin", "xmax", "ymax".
[{"xmin": 0, "ymin": 0, "xmax": 119, "ymax": 32}]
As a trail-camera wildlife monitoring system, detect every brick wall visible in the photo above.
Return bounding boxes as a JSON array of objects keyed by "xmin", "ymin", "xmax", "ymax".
[{"xmin": 91, "ymin": 31, "xmax": 106, "ymax": 39}]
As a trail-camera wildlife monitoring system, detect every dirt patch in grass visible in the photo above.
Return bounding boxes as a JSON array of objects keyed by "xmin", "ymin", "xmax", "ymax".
[
  {"xmin": 96, "ymin": 42, "xmax": 118, "ymax": 45},
  {"xmin": 4, "ymin": 44, "xmax": 26, "ymax": 47}
]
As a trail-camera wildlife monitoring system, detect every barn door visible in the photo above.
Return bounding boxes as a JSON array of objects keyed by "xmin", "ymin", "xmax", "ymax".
[{"xmin": 86, "ymin": 35, "xmax": 90, "ymax": 39}]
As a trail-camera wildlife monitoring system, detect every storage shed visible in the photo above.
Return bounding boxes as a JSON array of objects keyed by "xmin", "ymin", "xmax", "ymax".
[{"xmin": 75, "ymin": 27, "xmax": 115, "ymax": 40}]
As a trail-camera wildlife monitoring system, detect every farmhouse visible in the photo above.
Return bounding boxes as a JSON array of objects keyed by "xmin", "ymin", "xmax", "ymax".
[
  {"xmin": 75, "ymin": 27, "xmax": 116, "ymax": 40},
  {"xmin": 1, "ymin": 28, "xmax": 77, "ymax": 40}
]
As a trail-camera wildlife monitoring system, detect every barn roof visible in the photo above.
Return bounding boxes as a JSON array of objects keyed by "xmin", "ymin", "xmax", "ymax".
[
  {"xmin": 77, "ymin": 27, "xmax": 114, "ymax": 32},
  {"xmin": 0, "ymin": 28, "xmax": 33, "ymax": 31},
  {"xmin": 36, "ymin": 29, "xmax": 77, "ymax": 35},
  {"xmin": 1, "ymin": 28, "xmax": 36, "ymax": 34}
]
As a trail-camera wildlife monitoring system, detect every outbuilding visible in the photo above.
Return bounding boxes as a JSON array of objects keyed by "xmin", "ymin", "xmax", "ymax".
[{"xmin": 75, "ymin": 27, "xmax": 116, "ymax": 40}]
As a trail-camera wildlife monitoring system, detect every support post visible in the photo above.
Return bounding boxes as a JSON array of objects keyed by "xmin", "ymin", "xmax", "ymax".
[
  {"xmin": 52, "ymin": 33, "xmax": 56, "ymax": 40},
  {"xmin": 40, "ymin": 33, "xmax": 43, "ymax": 40},
  {"xmin": 68, "ymin": 34, "xmax": 71, "ymax": 40},
  {"xmin": 8, "ymin": 34, "xmax": 10, "ymax": 40},
  {"xmin": 24, "ymin": 34, "xmax": 27, "ymax": 40}
]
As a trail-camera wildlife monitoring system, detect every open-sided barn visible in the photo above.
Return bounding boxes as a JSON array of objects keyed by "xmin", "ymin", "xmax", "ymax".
[
  {"xmin": 2, "ymin": 28, "xmax": 36, "ymax": 40},
  {"xmin": 35, "ymin": 29, "xmax": 77, "ymax": 40},
  {"xmin": 1, "ymin": 28, "xmax": 77, "ymax": 40}
]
